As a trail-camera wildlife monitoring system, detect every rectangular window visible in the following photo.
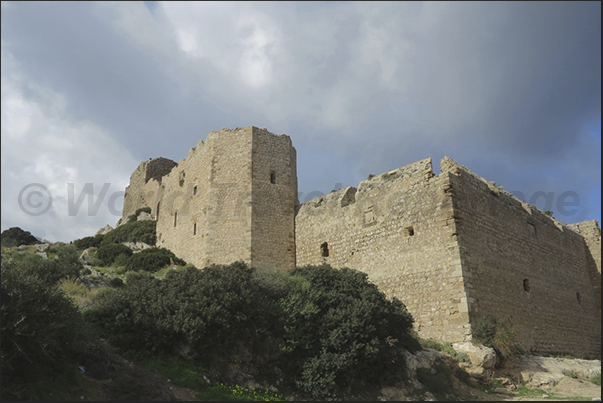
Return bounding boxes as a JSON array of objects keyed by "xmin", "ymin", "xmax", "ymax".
[
  {"xmin": 174, "ymin": 211, "xmax": 177, "ymax": 227},
  {"xmin": 193, "ymin": 185, "xmax": 198, "ymax": 196},
  {"xmin": 193, "ymin": 223, "xmax": 197, "ymax": 235}
]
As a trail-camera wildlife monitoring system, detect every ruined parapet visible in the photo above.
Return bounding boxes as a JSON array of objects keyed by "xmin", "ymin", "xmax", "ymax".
[
  {"xmin": 122, "ymin": 157, "xmax": 177, "ymax": 220},
  {"xmin": 568, "ymin": 220, "xmax": 601, "ymax": 274},
  {"xmin": 296, "ymin": 156, "xmax": 468, "ymax": 342},
  {"xmin": 441, "ymin": 156, "xmax": 601, "ymax": 357}
]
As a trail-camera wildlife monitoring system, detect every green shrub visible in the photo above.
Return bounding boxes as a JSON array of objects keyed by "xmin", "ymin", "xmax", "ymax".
[
  {"xmin": 73, "ymin": 234, "xmax": 104, "ymax": 250},
  {"xmin": 125, "ymin": 247, "xmax": 185, "ymax": 273},
  {"xmin": 101, "ymin": 220, "xmax": 156, "ymax": 246},
  {"xmin": 7, "ymin": 244, "xmax": 83, "ymax": 285},
  {"xmin": 97, "ymin": 243, "xmax": 133, "ymax": 266},
  {"xmin": 441, "ymin": 342, "xmax": 470, "ymax": 363},
  {"xmin": 420, "ymin": 338, "xmax": 443, "ymax": 351},
  {"xmin": 124, "ymin": 270, "xmax": 155, "ymax": 284},
  {"xmin": 135, "ymin": 207, "xmax": 152, "ymax": 216},
  {"xmin": 85, "ymin": 263, "xmax": 418, "ymax": 400},
  {"xmin": 113, "ymin": 252, "xmax": 132, "ymax": 268},
  {"xmin": 128, "ymin": 214, "xmax": 138, "ymax": 222},
  {"xmin": 472, "ymin": 318, "xmax": 523, "ymax": 361},
  {"xmin": 1, "ymin": 260, "xmax": 85, "ymax": 400},
  {"xmin": 281, "ymin": 264, "xmax": 418, "ymax": 399},
  {"xmin": 109, "ymin": 277, "xmax": 124, "ymax": 288},
  {"xmin": 0, "ymin": 227, "xmax": 39, "ymax": 248}
]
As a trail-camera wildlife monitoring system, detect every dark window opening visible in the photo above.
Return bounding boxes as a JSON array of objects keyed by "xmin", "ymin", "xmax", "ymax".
[
  {"xmin": 174, "ymin": 211, "xmax": 177, "ymax": 227},
  {"xmin": 156, "ymin": 201, "xmax": 160, "ymax": 219},
  {"xmin": 405, "ymin": 226, "xmax": 415, "ymax": 236},
  {"xmin": 193, "ymin": 185, "xmax": 198, "ymax": 196},
  {"xmin": 523, "ymin": 278, "xmax": 530, "ymax": 293},
  {"xmin": 576, "ymin": 292, "xmax": 582, "ymax": 304},
  {"xmin": 193, "ymin": 223, "xmax": 197, "ymax": 235},
  {"xmin": 270, "ymin": 171, "xmax": 276, "ymax": 184},
  {"xmin": 321, "ymin": 242, "xmax": 329, "ymax": 257}
]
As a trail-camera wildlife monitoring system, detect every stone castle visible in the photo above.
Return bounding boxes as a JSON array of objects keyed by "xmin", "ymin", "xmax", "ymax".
[{"xmin": 120, "ymin": 126, "xmax": 601, "ymax": 358}]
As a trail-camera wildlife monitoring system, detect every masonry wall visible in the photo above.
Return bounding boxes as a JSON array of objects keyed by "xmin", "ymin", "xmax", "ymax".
[
  {"xmin": 295, "ymin": 158, "xmax": 472, "ymax": 342},
  {"xmin": 156, "ymin": 129, "xmax": 254, "ymax": 267},
  {"xmin": 250, "ymin": 128, "xmax": 297, "ymax": 269},
  {"xmin": 442, "ymin": 158, "xmax": 602, "ymax": 358},
  {"xmin": 150, "ymin": 127, "xmax": 297, "ymax": 269},
  {"xmin": 122, "ymin": 157, "xmax": 176, "ymax": 219}
]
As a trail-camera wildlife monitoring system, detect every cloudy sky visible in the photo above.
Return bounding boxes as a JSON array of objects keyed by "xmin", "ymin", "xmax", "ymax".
[{"xmin": 1, "ymin": 1, "xmax": 600, "ymax": 242}]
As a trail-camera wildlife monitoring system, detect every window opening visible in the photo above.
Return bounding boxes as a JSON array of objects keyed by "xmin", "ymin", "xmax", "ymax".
[
  {"xmin": 523, "ymin": 278, "xmax": 530, "ymax": 293},
  {"xmin": 156, "ymin": 201, "xmax": 160, "ymax": 219},
  {"xmin": 193, "ymin": 185, "xmax": 198, "ymax": 196},
  {"xmin": 321, "ymin": 242, "xmax": 329, "ymax": 257},
  {"xmin": 576, "ymin": 292, "xmax": 582, "ymax": 304},
  {"xmin": 174, "ymin": 211, "xmax": 177, "ymax": 227},
  {"xmin": 193, "ymin": 223, "xmax": 197, "ymax": 235},
  {"xmin": 405, "ymin": 226, "xmax": 415, "ymax": 236},
  {"xmin": 270, "ymin": 171, "xmax": 276, "ymax": 184}
]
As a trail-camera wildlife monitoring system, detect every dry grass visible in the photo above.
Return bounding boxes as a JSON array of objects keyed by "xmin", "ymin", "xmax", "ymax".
[{"xmin": 58, "ymin": 277, "xmax": 101, "ymax": 309}]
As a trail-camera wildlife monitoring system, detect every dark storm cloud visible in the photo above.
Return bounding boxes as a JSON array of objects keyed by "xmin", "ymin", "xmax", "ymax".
[
  {"xmin": 1, "ymin": 2, "xmax": 239, "ymax": 162},
  {"xmin": 1, "ymin": 1, "xmax": 600, "ymax": 242}
]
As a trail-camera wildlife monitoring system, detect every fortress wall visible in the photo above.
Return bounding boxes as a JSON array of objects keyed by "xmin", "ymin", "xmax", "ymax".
[
  {"xmin": 250, "ymin": 128, "xmax": 297, "ymax": 269},
  {"xmin": 122, "ymin": 157, "xmax": 176, "ymax": 220},
  {"xmin": 567, "ymin": 220, "xmax": 601, "ymax": 274},
  {"xmin": 443, "ymin": 158, "xmax": 601, "ymax": 357},
  {"xmin": 567, "ymin": 220, "xmax": 601, "ymax": 313},
  {"xmin": 156, "ymin": 138, "xmax": 212, "ymax": 267},
  {"xmin": 202, "ymin": 128, "xmax": 254, "ymax": 266},
  {"xmin": 296, "ymin": 158, "xmax": 472, "ymax": 342}
]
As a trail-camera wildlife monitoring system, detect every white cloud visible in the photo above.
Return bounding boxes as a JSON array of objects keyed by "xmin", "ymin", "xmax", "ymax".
[{"xmin": 1, "ymin": 45, "xmax": 139, "ymax": 242}]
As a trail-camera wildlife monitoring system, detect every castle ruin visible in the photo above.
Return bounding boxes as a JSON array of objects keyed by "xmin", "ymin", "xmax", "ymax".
[{"xmin": 121, "ymin": 126, "xmax": 601, "ymax": 358}]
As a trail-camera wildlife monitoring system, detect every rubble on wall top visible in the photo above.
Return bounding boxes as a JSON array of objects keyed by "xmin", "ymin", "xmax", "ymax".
[{"xmin": 439, "ymin": 156, "xmax": 592, "ymax": 233}]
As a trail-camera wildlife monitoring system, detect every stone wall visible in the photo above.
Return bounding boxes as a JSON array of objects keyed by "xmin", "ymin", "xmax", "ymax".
[
  {"xmin": 120, "ymin": 127, "xmax": 600, "ymax": 357},
  {"xmin": 442, "ymin": 158, "xmax": 601, "ymax": 358},
  {"xmin": 122, "ymin": 157, "xmax": 176, "ymax": 219},
  {"xmin": 295, "ymin": 158, "xmax": 472, "ymax": 342},
  {"xmin": 134, "ymin": 127, "xmax": 298, "ymax": 269},
  {"xmin": 250, "ymin": 129, "xmax": 298, "ymax": 269}
]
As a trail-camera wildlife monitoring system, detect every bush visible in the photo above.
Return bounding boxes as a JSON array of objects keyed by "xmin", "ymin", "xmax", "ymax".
[
  {"xmin": 125, "ymin": 247, "xmax": 185, "ymax": 273},
  {"xmin": 282, "ymin": 264, "xmax": 417, "ymax": 399},
  {"xmin": 1, "ymin": 226, "xmax": 39, "ymax": 248},
  {"xmin": 1, "ymin": 260, "xmax": 86, "ymax": 400},
  {"xmin": 472, "ymin": 317, "xmax": 523, "ymax": 361},
  {"xmin": 109, "ymin": 277, "xmax": 124, "ymax": 288},
  {"xmin": 97, "ymin": 243, "xmax": 133, "ymax": 266},
  {"xmin": 135, "ymin": 207, "xmax": 152, "ymax": 216},
  {"xmin": 73, "ymin": 233, "xmax": 104, "ymax": 250},
  {"xmin": 7, "ymin": 244, "xmax": 83, "ymax": 285},
  {"xmin": 420, "ymin": 338, "xmax": 443, "ymax": 350},
  {"xmin": 101, "ymin": 220, "xmax": 156, "ymax": 246},
  {"xmin": 85, "ymin": 263, "xmax": 418, "ymax": 400},
  {"xmin": 113, "ymin": 252, "xmax": 131, "ymax": 268}
]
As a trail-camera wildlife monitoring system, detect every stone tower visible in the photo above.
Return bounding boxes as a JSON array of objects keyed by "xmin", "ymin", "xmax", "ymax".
[{"xmin": 137, "ymin": 127, "xmax": 298, "ymax": 269}]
